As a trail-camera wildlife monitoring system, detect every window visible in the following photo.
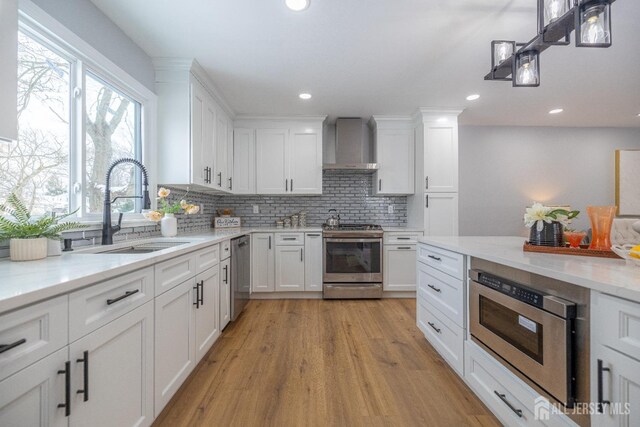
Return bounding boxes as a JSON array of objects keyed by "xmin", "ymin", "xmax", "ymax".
[{"xmin": 1, "ymin": 25, "xmax": 147, "ymax": 219}]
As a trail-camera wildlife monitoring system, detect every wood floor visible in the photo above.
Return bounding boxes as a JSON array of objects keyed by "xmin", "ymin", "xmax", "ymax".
[{"xmin": 153, "ymin": 299, "xmax": 500, "ymax": 427}]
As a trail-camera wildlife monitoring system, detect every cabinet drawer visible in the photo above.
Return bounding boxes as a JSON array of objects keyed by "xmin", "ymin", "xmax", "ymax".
[
  {"xmin": 220, "ymin": 239, "xmax": 231, "ymax": 260},
  {"xmin": 384, "ymin": 232, "xmax": 422, "ymax": 244},
  {"xmin": 417, "ymin": 297, "xmax": 463, "ymax": 375},
  {"xmin": 69, "ymin": 267, "xmax": 154, "ymax": 342},
  {"xmin": 417, "ymin": 263, "xmax": 463, "ymax": 327},
  {"xmin": 276, "ymin": 233, "xmax": 304, "ymax": 245},
  {"xmin": 155, "ymin": 252, "xmax": 197, "ymax": 295},
  {"xmin": 0, "ymin": 296, "xmax": 68, "ymax": 382},
  {"xmin": 465, "ymin": 341, "xmax": 576, "ymax": 427},
  {"xmin": 417, "ymin": 244, "xmax": 464, "ymax": 280},
  {"xmin": 592, "ymin": 292, "xmax": 640, "ymax": 359},
  {"xmin": 196, "ymin": 244, "xmax": 220, "ymax": 273}
]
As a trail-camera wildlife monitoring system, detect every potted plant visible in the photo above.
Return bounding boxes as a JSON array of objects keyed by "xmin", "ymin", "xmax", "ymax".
[
  {"xmin": 524, "ymin": 202, "xmax": 580, "ymax": 247},
  {"xmin": 144, "ymin": 188, "xmax": 200, "ymax": 237},
  {"xmin": 0, "ymin": 193, "xmax": 87, "ymax": 261}
]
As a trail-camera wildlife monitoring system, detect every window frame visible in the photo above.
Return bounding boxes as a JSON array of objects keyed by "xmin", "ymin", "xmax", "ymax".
[{"xmin": 17, "ymin": 0, "xmax": 157, "ymax": 221}]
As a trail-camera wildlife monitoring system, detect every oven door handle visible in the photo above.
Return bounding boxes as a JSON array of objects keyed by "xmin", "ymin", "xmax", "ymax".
[
  {"xmin": 494, "ymin": 391, "xmax": 523, "ymax": 418},
  {"xmin": 324, "ymin": 238, "xmax": 381, "ymax": 243}
]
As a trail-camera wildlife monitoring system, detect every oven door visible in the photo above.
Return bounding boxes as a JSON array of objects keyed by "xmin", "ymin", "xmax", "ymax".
[
  {"xmin": 470, "ymin": 280, "xmax": 573, "ymax": 405},
  {"xmin": 323, "ymin": 238, "xmax": 382, "ymax": 283}
]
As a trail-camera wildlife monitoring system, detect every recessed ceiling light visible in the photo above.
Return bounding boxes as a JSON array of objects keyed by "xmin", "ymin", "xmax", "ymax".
[
  {"xmin": 637, "ymin": 113, "xmax": 640, "ymax": 117},
  {"xmin": 549, "ymin": 108, "xmax": 564, "ymax": 114},
  {"xmin": 436, "ymin": 117, "xmax": 448, "ymax": 123},
  {"xmin": 466, "ymin": 94, "xmax": 480, "ymax": 101},
  {"xmin": 285, "ymin": 0, "xmax": 310, "ymax": 11},
  {"xmin": 299, "ymin": 93, "xmax": 312, "ymax": 100}
]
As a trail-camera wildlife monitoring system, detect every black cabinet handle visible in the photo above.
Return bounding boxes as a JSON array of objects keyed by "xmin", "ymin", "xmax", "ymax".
[
  {"xmin": 228, "ymin": 177, "xmax": 232, "ymax": 190},
  {"xmin": 106, "ymin": 289, "xmax": 139, "ymax": 305},
  {"xmin": 223, "ymin": 265, "xmax": 228, "ymax": 284},
  {"xmin": 218, "ymin": 172, "xmax": 222, "ymax": 187},
  {"xmin": 427, "ymin": 255, "xmax": 442, "ymax": 262},
  {"xmin": 76, "ymin": 350, "xmax": 89, "ymax": 402},
  {"xmin": 307, "ymin": 234, "xmax": 320, "ymax": 237},
  {"xmin": 425, "ymin": 194, "xmax": 429, "ymax": 208},
  {"xmin": 379, "ymin": 179, "xmax": 382, "ymax": 191},
  {"xmin": 268, "ymin": 236, "xmax": 271, "ymax": 250},
  {"xmin": 427, "ymin": 322, "xmax": 441, "ymax": 334},
  {"xmin": 425, "ymin": 176, "xmax": 429, "ymax": 190},
  {"xmin": 597, "ymin": 359, "xmax": 611, "ymax": 413},
  {"xmin": 57, "ymin": 361, "xmax": 71, "ymax": 416},
  {"xmin": 397, "ymin": 237, "xmax": 411, "ymax": 240},
  {"xmin": 285, "ymin": 179, "xmax": 288, "ymax": 192},
  {"xmin": 291, "ymin": 179, "xmax": 293, "ymax": 192},
  {"xmin": 300, "ymin": 248, "xmax": 304, "ymax": 262},
  {"xmin": 193, "ymin": 282, "xmax": 200, "ymax": 309},
  {"xmin": 283, "ymin": 237, "xmax": 297, "ymax": 241},
  {"xmin": 0, "ymin": 338, "xmax": 26, "ymax": 354},
  {"xmin": 494, "ymin": 391, "xmax": 523, "ymax": 418},
  {"xmin": 198, "ymin": 280, "xmax": 204, "ymax": 306},
  {"xmin": 397, "ymin": 246, "xmax": 412, "ymax": 250},
  {"xmin": 428, "ymin": 284, "xmax": 442, "ymax": 293}
]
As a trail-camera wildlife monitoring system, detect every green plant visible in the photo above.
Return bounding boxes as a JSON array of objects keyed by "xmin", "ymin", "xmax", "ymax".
[{"xmin": 0, "ymin": 193, "xmax": 88, "ymax": 241}]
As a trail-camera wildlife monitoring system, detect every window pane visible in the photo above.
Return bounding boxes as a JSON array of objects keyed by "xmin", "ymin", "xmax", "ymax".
[
  {"xmin": 85, "ymin": 73, "xmax": 141, "ymax": 214},
  {"xmin": 0, "ymin": 32, "xmax": 71, "ymax": 215}
]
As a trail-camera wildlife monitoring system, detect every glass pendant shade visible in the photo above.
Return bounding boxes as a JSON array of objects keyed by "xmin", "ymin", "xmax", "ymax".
[
  {"xmin": 576, "ymin": 0, "xmax": 612, "ymax": 47},
  {"xmin": 543, "ymin": 0, "xmax": 570, "ymax": 25},
  {"xmin": 491, "ymin": 41, "xmax": 516, "ymax": 69},
  {"xmin": 513, "ymin": 51, "xmax": 540, "ymax": 87}
]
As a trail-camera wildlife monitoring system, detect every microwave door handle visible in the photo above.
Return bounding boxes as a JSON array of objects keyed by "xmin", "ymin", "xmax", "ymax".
[{"xmin": 324, "ymin": 238, "xmax": 381, "ymax": 244}]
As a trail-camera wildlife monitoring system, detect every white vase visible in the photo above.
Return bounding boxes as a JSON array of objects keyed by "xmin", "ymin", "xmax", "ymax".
[
  {"xmin": 161, "ymin": 213, "xmax": 178, "ymax": 237},
  {"xmin": 10, "ymin": 237, "xmax": 48, "ymax": 261},
  {"xmin": 47, "ymin": 239, "xmax": 62, "ymax": 257}
]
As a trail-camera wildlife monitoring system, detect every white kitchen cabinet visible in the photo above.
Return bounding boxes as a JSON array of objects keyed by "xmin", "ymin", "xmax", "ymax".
[
  {"xmin": 256, "ymin": 129, "xmax": 289, "ymax": 194},
  {"xmin": 154, "ymin": 278, "xmax": 196, "ymax": 415},
  {"xmin": 214, "ymin": 109, "xmax": 229, "ymax": 190},
  {"xmin": 0, "ymin": 0, "xmax": 17, "ymax": 142},
  {"xmin": 232, "ymin": 128, "xmax": 256, "ymax": 194},
  {"xmin": 289, "ymin": 128, "xmax": 323, "ymax": 194},
  {"xmin": 304, "ymin": 233, "xmax": 323, "ymax": 292},
  {"xmin": 375, "ymin": 128, "xmax": 415, "ymax": 195},
  {"xmin": 70, "ymin": 301, "xmax": 154, "ymax": 427},
  {"xmin": 194, "ymin": 266, "xmax": 220, "ymax": 363},
  {"xmin": 191, "ymin": 80, "xmax": 215, "ymax": 187},
  {"xmin": 275, "ymin": 245, "xmax": 305, "ymax": 292},
  {"xmin": 423, "ymin": 193, "xmax": 459, "ymax": 236},
  {"xmin": 383, "ymin": 244, "xmax": 417, "ymax": 291},
  {"xmin": 220, "ymin": 258, "xmax": 231, "ymax": 330},
  {"xmin": 422, "ymin": 121, "xmax": 459, "ymax": 193},
  {"xmin": 0, "ymin": 348, "xmax": 68, "ymax": 427},
  {"xmin": 252, "ymin": 233, "xmax": 275, "ymax": 292}
]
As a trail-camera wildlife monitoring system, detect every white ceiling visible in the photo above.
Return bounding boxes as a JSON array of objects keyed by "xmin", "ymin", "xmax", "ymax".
[{"xmin": 89, "ymin": 0, "xmax": 640, "ymax": 127}]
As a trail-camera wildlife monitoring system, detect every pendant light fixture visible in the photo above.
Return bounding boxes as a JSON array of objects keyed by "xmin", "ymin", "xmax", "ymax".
[{"xmin": 485, "ymin": 0, "xmax": 616, "ymax": 87}]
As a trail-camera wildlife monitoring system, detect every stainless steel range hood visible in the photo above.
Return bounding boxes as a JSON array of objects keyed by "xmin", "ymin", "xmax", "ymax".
[{"xmin": 323, "ymin": 118, "xmax": 377, "ymax": 171}]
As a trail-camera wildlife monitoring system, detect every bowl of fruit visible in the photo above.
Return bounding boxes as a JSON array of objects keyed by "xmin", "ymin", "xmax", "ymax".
[{"xmin": 611, "ymin": 244, "xmax": 640, "ymax": 266}]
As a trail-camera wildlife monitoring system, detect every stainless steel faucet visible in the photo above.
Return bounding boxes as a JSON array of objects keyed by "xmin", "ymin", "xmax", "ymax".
[{"xmin": 102, "ymin": 158, "xmax": 151, "ymax": 245}]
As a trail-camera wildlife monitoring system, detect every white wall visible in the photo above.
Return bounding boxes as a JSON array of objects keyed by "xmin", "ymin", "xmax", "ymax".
[
  {"xmin": 459, "ymin": 126, "xmax": 640, "ymax": 236},
  {"xmin": 30, "ymin": 0, "xmax": 155, "ymax": 92}
]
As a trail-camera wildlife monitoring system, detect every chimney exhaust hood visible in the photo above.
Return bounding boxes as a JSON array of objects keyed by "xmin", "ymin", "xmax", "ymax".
[{"xmin": 323, "ymin": 118, "xmax": 377, "ymax": 171}]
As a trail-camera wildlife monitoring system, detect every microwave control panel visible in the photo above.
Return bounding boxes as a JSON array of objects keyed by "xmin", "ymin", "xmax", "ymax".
[{"xmin": 476, "ymin": 272, "xmax": 544, "ymax": 308}]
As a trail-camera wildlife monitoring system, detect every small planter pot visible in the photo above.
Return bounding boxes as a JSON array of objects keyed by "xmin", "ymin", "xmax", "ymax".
[
  {"xmin": 10, "ymin": 237, "xmax": 48, "ymax": 261},
  {"xmin": 161, "ymin": 213, "xmax": 178, "ymax": 237},
  {"xmin": 529, "ymin": 221, "xmax": 564, "ymax": 247}
]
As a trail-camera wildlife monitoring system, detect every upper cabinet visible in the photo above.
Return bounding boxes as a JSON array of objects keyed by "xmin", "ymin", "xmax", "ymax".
[
  {"xmin": 371, "ymin": 117, "xmax": 415, "ymax": 195},
  {"xmin": 232, "ymin": 128, "xmax": 256, "ymax": 194},
  {"xmin": 154, "ymin": 59, "xmax": 234, "ymax": 193},
  {"xmin": 235, "ymin": 117, "xmax": 325, "ymax": 195},
  {"xmin": 0, "ymin": 0, "xmax": 18, "ymax": 142},
  {"xmin": 418, "ymin": 112, "xmax": 459, "ymax": 193}
]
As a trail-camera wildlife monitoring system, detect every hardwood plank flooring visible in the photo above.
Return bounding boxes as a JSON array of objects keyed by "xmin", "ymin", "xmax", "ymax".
[{"xmin": 153, "ymin": 299, "xmax": 500, "ymax": 427}]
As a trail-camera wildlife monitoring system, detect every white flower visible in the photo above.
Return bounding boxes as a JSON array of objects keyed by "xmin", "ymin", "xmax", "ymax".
[
  {"xmin": 186, "ymin": 205, "xmax": 200, "ymax": 215},
  {"xmin": 157, "ymin": 187, "xmax": 170, "ymax": 198},
  {"xmin": 144, "ymin": 210, "xmax": 163, "ymax": 222},
  {"xmin": 524, "ymin": 202, "xmax": 552, "ymax": 232}
]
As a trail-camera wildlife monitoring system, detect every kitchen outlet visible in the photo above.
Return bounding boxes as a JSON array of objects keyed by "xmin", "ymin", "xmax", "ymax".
[
  {"xmin": 388, "ymin": 205, "xmax": 394, "ymax": 214},
  {"xmin": 253, "ymin": 205, "xmax": 260, "ymax": 214}
]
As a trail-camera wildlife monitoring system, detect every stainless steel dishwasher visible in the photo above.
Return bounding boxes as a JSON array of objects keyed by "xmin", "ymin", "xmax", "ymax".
[{"xmin": 231, "ymin": 235, "xmax": 250, "ymax": 321}]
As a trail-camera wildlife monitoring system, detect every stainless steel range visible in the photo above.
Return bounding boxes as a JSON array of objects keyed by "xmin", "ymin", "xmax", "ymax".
[{"xmin": 322, "ymin": 223, "xmax": 383, "ymax": 299}]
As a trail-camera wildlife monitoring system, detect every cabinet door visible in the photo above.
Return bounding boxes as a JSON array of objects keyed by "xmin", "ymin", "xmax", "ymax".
[
  {"xmin": 304, "ymin": 233, "xmax": 323, "ymax": 292},
  {"xmin": 0, "ymin": 348, "xmax": 68, "ymax": 427},
  {"xmin": 376, "ymin": 129, "xmax": 415, "ymax": 195},
  {"xmin": 591, "ymin": 344, "xmax": 640, "ymax": 427},
  {"xmin": 256, "ymin": 129, "xmax": 288, "ymax": 194},
  {"xmin": 190, "ymin": 82, "xmax": 209, "ymax": 187},
  {"xmin": 423, "ymin": 125, "xmax": 458, "ymax": 192},
  {"xmin": 383, "ymin": 245, "xmax": 416, "ymax": 291},
  {"xmin": 220, "ymin": 258, "xmax": 231, "ymax": 330},
  {"xmin": 70, "ymin": 302, "xmax": 154, "ymax": 427},
  {"xmin": 275, "ymin": 246, "xmax": 305, "ymax": 292},
  {"xmin": 226, "ymin": 117, "xmax": 235, "ymax": 192},
  {"xmin": 251, "ymin": 233, "xmax": 275, "ymax": 292},
  {"xmin": 289, "ymin": 128, "xmax": 322, "ymax": 195},
  {"xmin": 195, "ymin": 267, "xmax": 220, "ymax": 363},
  {"xmin": 233, "ymin": 128, "xmax": 256, "ymax": 194},
  {"xmin": 424, "ymin": 193, "xmax": 458, "ymax": 236},
  {"xmin": 0, "ymin": 0, "xmax": 17, "ymax": 142},
  {"xmin": 154, "ymin": 278, "xmax": 196, "ymax": 415},
  {"xmin": 215, "ymin": 109, "xmax": 228, "ymax": 190},
  {"xmin": 202, "ymin": 99, "xmax": 216, "ymax": 188}
]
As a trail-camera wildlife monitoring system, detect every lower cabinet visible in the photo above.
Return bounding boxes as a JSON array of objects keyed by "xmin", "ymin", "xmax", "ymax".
[
  {"xmin": 252, "ymin": 233, "xmax": 275, "ymax": 292},
  {"xmin": 304, "ymin": 233, "xmax": 323, "ymax": 292},
  {"xmin": 0, "ymin": 347, "xmax": 69, "ymax": 427},
  {"xmin": 275, "ymin": 245, "xmax": 305, "ymax": 291},
  {"xmin": 220, "ymin": 258, "xmax": 231, "ymax": 330},
  {"xmin": 154, "ymin": 278, "xmax": 196, "ymax": 416},
  {"xmin": 423, "ymin": 192, "xmax": 459, "ymax": 236},
  {"xmin": 383, "ymin": 244, "xmax": 417, "ymax": 291},
  {"xmin": 69, "ymin": 302, "xmax": 155, "ymax": 427},
  {"xmin": 194, "ymin": 266, "xmax": 220, "ymax": 363}
]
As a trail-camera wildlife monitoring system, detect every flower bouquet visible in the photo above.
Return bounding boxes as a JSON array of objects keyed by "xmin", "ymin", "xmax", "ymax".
[
  {"xmin": 524, "ymin": 202, "xmax": 579, "ymax": 247},
  {"xmin": 144, "ymin": 188, "xmax": 200, "ymax": 237}
]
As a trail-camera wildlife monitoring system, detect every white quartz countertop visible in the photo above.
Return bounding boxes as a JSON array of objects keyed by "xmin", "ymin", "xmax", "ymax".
[
  {"xmin": 419, "ymin": 236, "xmax": 640, "ymax": 303},
  {"xmin": 0, "ymin": 227, "xmax": 322, "ymax": 314}
]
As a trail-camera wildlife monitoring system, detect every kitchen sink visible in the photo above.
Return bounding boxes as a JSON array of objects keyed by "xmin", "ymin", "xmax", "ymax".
[{"xmin": 75, "ymin": 239, "xmax": 194, "ymax": 254}]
